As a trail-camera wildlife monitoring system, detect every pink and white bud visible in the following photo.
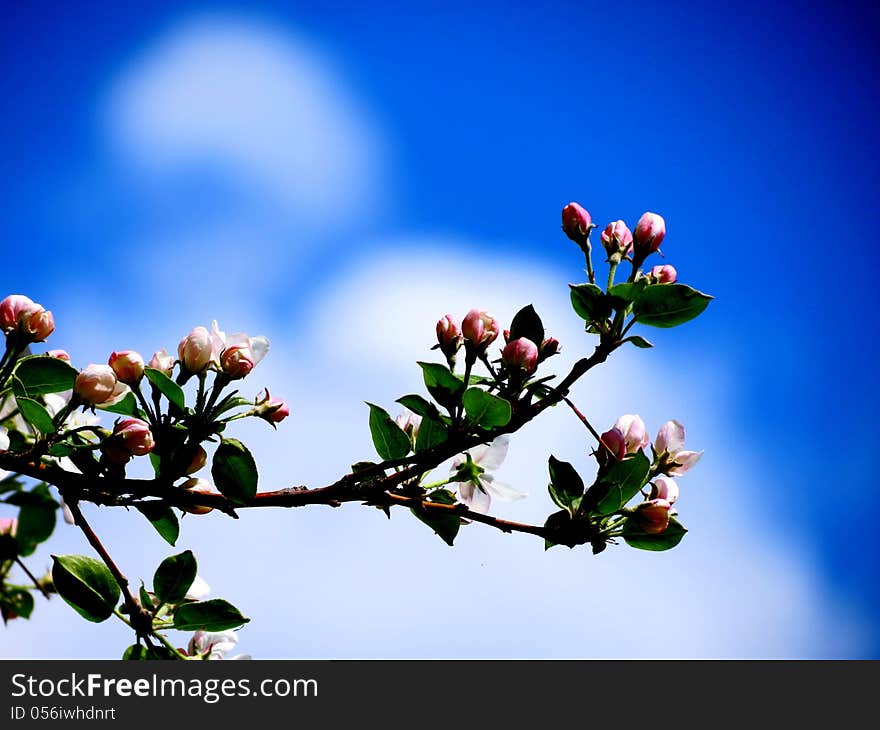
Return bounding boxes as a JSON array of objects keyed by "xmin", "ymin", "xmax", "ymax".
[
  {"xmin": 540, "ymin": 337, "xmax": 560, "ymax": 359},
  {"xmin": 612, "ymin": 414, "xmax": 649, "ymax": 454},
  {"xmin": 650, "ymin": 475, "xmax": 679, "ymax": 505},
  {"xmin": 633, "ymin": 212, "xmax": 666, "ymax": 253},
  {"xmin": 256, "ymin": 389, "xmax": 290, "ymax": 424},
  {"xmin": 395, "ymin": 411, "xmax": 422, "ymax": 440},
  {"xmin": 178, "ymin": 327, "xmax": 213, "ymax": 373},
  {"xmin": 148, "ymin": 348, "xmax": 174, "ymax": 375},
  {"xmin": 102, "ymin": 418, "xmax": 155, "ymax": 465},
  {"xmin": 501, "ymin": 337, "xmax": 539, "ymax": 373},
  {"xmin": 74, "ymin": 364, "xmax": 119, "ymax": 405},
  {"xmin": 436, "ymin": 314, "xmax": 462, "ymax": 358},
  {"xmin": 635, "ymin": 499, "xmax": 671, "ymax": 534},
  {"xmin": 185, "ymin": 445, "xmax": 208, "ymax": 475},
  {"xmin": 0, "ymin": 517, "xmax": 17, "ymax": 536},
  {"xmin": 109, "ymin": 350, "xmax": 145, "ymax": 385},
  {"xmin": 22, "ymin": 308, "xmax": 55, "ymax": 342},
  {"xmin": 47, "ymin": 349, "xmax": 70, "ymax": 361},
  {"xmin": 562, "ymin": 202, "xmax": 593, "ymax": 243},
  {"xmin": 461, "ymin": 309, "xmax": 500, "ymax": 349},
  {"xmin": 600, "ymin": 220, "xmax": 634, "ymax": 256},
  {"xmin": 220, "ymin": 344, "xmax": 255, "ymax": 379},
  {"xmin": 654, "ymin": 419, "xmax": 703, "ymax": 476},
  {"xmin": 180, "ymin": 478, "xmax": 215, "ymax": 515},
  {"xmin": 0, "ymin": 295, "xmax": 41, "ymax": 333},
  {"xmin": 600, "ymin": 428, "xmax": 628, "ymax": 461},
  {"xmin": 649, "ymin": 264, "xmax": 677, "ymax": 284}
]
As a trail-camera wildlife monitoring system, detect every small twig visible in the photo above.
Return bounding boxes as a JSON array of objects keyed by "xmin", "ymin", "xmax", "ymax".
[
  {"xmin": 14, "ymin": 556, "xmax": 49, "ymax": 600},
  {"xmin": 562, "ymin": 396, "xmax": 616, "ymax": 457}
]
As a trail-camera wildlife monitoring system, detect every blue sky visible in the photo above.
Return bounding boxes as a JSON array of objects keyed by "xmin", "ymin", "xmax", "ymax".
[{"xmin": 1, "ymin": 0, "xmax": 878, "ymax": 657}]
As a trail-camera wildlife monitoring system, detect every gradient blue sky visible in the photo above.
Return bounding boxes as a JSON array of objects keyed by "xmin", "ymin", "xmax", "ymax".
[{"xmin": 1, "ymin": 0, "xmax": 878, "ymax": 657}]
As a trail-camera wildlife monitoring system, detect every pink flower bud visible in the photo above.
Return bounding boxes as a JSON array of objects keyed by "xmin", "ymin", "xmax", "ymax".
[
  {"xmin": 220, "ymin": 344, "xmax": 255, "ymax": 379},
  {"xmin": 0, "ymin": 517, "xmax": 17, "ymax": 536},
  {"xmin": 650, "ymin": 475, "xmax": 679, "ymax": 504},
  {"xmin": 148, "ymin": 348, "xmax": 174, "ymax": 375},
  {"xmin": 435, "ymin": 314, "xmax": 462, "ymax": 358},
  {"xmin": 0, "ymin": 295, "xmax": 40, "ymax": 333},
  {"xmin": 256, "ymin": 389, "xmax": 290, "ymax": 424},
  {"xmin": 633, "ymin": 212, "xmax": 666, "ymax": 253},
  {"xmin": 540, "ymin": 337, "xmax": 560, "ymax": 359},
  {"xmin": 635, "ymin": 499, "xmax": 671, "ymax": 534},
  {"xmin": 561, "ymin": 202, "xmax": 593, "ymax": 243},
  {"xmin": 74, "ymin": 364, "xmax": 119, "ymax": 405},
  {"xmin": 114, "ymin": 417, "xmax": 155, "ymax": 457},
  {"xmin": 461, "ymin": 309, "xmax": 500, "ymax": 349},
  {"xmin": 47, "ymin": 349, "xmax": 70, "ymax": 361},
  {"xmin": 22, "ymin": 308, "xmax": 55, "ymax": 342},
  {"xmin": 600, "ymin": 428, "xmax": 627, "ymax": 461},
  {"xmin": 501, "ymin": 337, "xmax": 539, "ymax": 373},
  {"xmin": 185, "ymin": 445, "xmax": 208, "ymax": 475},
  {"xmin": 395, "ymin": 410, "xmax": 422, "ymax": 440},
  {"xmin": 612, "ymin": 414, "xmax": 649, "ymax": 454},
  {"xmin": 649, "ymin": 264, "xmax": 677, "ymax": 284},
  {"xmin": 109, "ymin": 350, "xmax": 145, "ymax": 385},
  {"xmin": 178, "ymin": 326, "xmax": 214, "ymax": 373},
  {"xmin": 600, "ymin": 220, "xmax": 634, "ymax": 256}
]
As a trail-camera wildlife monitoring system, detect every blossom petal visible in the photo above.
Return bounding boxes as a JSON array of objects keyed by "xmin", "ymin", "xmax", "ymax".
[
  {"xmin": 101, "ymin": 382, "xmax": 131, "ymax": 407},
  {"xmin": 248, "ymin": 336, "xmax": 270, "ymax": 365},
  {"xmin": 655, "ymin": 419, "xmax": 686, "ymax": 454},
  {"xmin": 458, "ymin": 480, "xmax": 491, "ymax": 514},
  {"xmin": 477, "ymin": 435, "xmax": 509, "ymax": 471},
  {"xmin": 668, "ymin": 450, "xmax": 703, "ymax": 476},
  {"xmin": 482, "ymin": 474, "xmax": 526, "ymax": 502}
]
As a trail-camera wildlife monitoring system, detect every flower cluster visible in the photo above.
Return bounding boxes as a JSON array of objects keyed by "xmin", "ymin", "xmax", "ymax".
[{"xmin": 600, "ymin": 414, "xmax": 702, "ymax": 534}]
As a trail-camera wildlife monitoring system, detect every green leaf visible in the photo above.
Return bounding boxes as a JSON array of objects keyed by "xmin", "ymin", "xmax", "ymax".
[
  {"xmin": 509, "ymin": 304, "xmax": 544, "ymax": 346},
  {"xmin": 569, "ymin": 283, "xmax": 612, "ymax": 323},
  {"xmin": 594, "ymin": 452, "xmax": 652, "ymax": 515},
  {"xmin": 623, "ymin": 335, "xmax": 654, "ymax": 349},
  {"xmin": 153, "ymin": 550, "xmax": 198, "ymax": 604},
  {"xmin": 122, "ymin": 644, "xmax": 148, "ymax": 660},
  {"xmin": 51, "ymin": 554, "xmax": 121, "ymax": 623},
  {"xmin": 367, "ymin": 403, "xmax": 411, "ymax": 461},
  {"xmin": 0, "ymin": 534, "xmax": 17, "ymax": 561},
  {"xmin": 139, "ymin": 583, "xmax": 156, "ymax": 612},
  {"xmin": 211, "ymin": 438, "xmax": 258, "ymax": 505},
  {"xmin": 144, "ymin": 367, "xmax": 186, "ymax": 411},
  {"xmin": 410, "ymin": 503, "xmax": 460, "ymax": 546},
  {"xmin": 15, "ymin": 396, "xmax": 55, "ymax": 434},
  {"xmin": 97, "ymin": 391, "xmax": 142, "ymax": 417},
  {"xmin": 415, "ymin": 416, "xmax": 449, "ymax": 452},
  {"xmin": 418, "ymin": 362, "xmax": 465, "ymax": 411},
  {"xmin": 2, "ymin": 588, "xmax": 35, "ymax": 620},
  {"xmin": 396, "ymin": 394, "xmax": 440, "ymax": 419},
  {"xmin": 136, "ymin": 502, "xmax": 180, "ymax": 546},
  {"xmin": 12, "ymin": 356, "xmax": 78, "ymax": 396},
  {"xmin": 607, "ymin": 280, "xmax": 648, "ymax": 309},
  {"xmin": 548, "ymin": 456, "xmax": 585, "ymax": 515},
  {"xmin": 172, "ymin": 598, "xmax": 249, "ymax": 631},
  {"xmin": 10, "ymin": 484, "xmax": 58, "ymax": 556},
  {"xmin": 623, "ymin": 516, "xmax": 688, "ymax": 551},
  {"xmin": 462, "ymin": 388, "xmax": 512, "ymax": 428},
  {"xmin": 633, "ymin": 284, "xmax": 713, "ymax": 328}
]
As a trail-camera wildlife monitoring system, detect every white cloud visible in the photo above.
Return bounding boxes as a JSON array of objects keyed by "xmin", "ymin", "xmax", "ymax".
[{"xmin": 102, "ymin": 14, "xmax": 387, "ymax": 224}]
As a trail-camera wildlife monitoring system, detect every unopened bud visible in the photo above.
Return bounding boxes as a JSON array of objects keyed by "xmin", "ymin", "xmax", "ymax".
[
  {"xmin": 109, "ymin": 350, "xmax": 145, "ymax": 385},
  {"xmin": 185, "ymin": 445, "xmax": 208, "ymax": 475},
  {"xmin": 74, "ymin": 364, "xmax": 118, "ymax": 405},
  {"xmin": 633, "ymin": 212, "xmax": 666, "ymax": 254},
  {"xmin": 256, "ymin": 389, "xmax": 290, "ymax": 425},
  {"xmin": 600, "ymin": 220, "xmax": 634, "ymax": 258},
  {"xmin": 220, "ymin": 344, "xmax": 255, "ymax": 379},
  {"xmin": 178, "ymin": 327, "xmax": 213, "ymax": 374},
  {"xmin": 635, "ymin": 499, "xmax": 671, "ymax": 534},
  {"xmin": 148, "ymin": 348, "xmax": 174, "ymax": 375},
  {"xmin": 501, "ymin": 337, "xmax": 539, "ymax": 374},
  {"xmin": 435, "ymin": 315, "xmax": 463, "ymax": 360},
  {"xmin": 612, "ymin": 414, "xmax": 649, "ymax": 454},
  {"xmin": 540, "ymin": 337, "xmax": 560, "ymax": 359},
  {"xmin": 649, "ymin": 264, "xmax": 677, "ymax": 284},
  {"xmin": 47, "ymin": 349, "xmax": 70, "ymax": 361},
  {"xmin": 562, "ymin": 202, "xmax": 593, "ymax": 244},
  {"xmin": 600, "ymin": 428, "xmax": 627, "ymax": 461},
  {"xmin": 180, "ymin": 477, "xmax": 214, "ymax": 515},
  {"xmin": 461, "ymin": 309, "xmax": 500, "ymax": 350}
]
